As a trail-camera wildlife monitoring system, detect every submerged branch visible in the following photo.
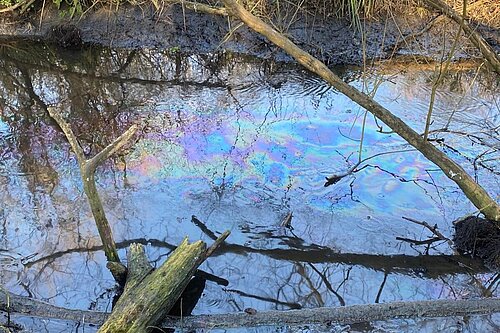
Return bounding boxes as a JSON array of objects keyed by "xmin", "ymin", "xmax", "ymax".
[
  {"xmin": 24, "ymin": 236, "xmax": 489, "ymax": 277},
  {"xmin": 48, "ymin": 106, "xmax": 139, "ymax": 265}
]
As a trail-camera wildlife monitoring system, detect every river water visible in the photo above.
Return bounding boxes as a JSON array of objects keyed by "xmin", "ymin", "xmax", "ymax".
[{"xmin": 0, "ymin": 41, "xmax": 498, "ymax": 332}]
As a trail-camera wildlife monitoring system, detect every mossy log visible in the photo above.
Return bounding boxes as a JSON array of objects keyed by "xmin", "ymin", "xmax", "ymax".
[{"xmin": 98, "ymin": 239, "xmax": 206, "ymax": 333}]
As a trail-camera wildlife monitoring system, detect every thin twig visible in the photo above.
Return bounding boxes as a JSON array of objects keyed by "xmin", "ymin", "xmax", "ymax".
[
  {"xmin": 402, "ymin": 216, "xmax": 453, "ymax": 247},
  {"xmin": 423, "ymin": 0, "xmax": 466, "ymax": 141},
  {"xmin": 325, "ymin": 149, "xmax": 415, "ymax": 186}
]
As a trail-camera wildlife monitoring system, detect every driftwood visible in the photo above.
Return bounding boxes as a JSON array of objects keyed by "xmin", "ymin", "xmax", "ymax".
[
  {"xmin": 219, "ymin": 0, "xmax": 500, "ymax": 222},
  {"xmin": 1, "ymin": 291, "xmax": 499, "ymax": 329},
  {"xmin": 48, "ymin": 107, "xmax": 138, "ymax": 265}
]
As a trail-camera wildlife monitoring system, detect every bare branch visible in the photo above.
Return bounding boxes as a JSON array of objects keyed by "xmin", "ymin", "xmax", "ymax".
[
  {"xmin": 87, "ymin": 124, "xmax": 138, "ymax": 172},
  {"xmin": 47, "ymin": 107, "xmax": 85, "ymax": 165},
  {"xmin": 402, "ymin": 216, "xmax": 453, "ymax": 247}
]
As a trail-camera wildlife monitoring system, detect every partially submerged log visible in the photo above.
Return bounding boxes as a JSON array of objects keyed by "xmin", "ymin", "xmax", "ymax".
[
  {"xmin": 99, "ymin": 231, "xmax": 230, "ymax": 333},
  {"xmin": 98, "ymin": 240, "xmax": 206, "ymax": 333},
  {"xmin": 162, "ymin": 298, "xmax": 500, "ymax": 329},
  {"xmin": 2, "ymin": 291, "xmax": 499, "ymax": 329}
]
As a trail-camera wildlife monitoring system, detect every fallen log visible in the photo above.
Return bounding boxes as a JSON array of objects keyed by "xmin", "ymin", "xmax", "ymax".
[
  {"xmin": 1, "ymin": 291, "xmax": 499, "ymax": 329},
  {"xmin": 162, "ymin": 298, "xmax": 500, "ymax": 329}
]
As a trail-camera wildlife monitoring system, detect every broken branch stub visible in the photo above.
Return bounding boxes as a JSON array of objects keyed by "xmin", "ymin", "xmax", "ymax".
[{"xmin": 98, "ymin": 239, "xmax": 206, "ymax": 333}]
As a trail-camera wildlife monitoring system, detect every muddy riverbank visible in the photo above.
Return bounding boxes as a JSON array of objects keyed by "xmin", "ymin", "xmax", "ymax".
[{"xmin": 1, "ymin": 3, "xmax": 499, "ymax": 65}]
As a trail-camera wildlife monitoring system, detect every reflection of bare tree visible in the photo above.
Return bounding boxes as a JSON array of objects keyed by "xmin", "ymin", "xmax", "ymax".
[
  {"xmin": 1, "ymin": 39, "xmax": 498, "ymax": 316},
  {"xmin": 24, "ymin": 235, "xmax": 487, "ymax": 277},
  {"xmin": 225, "ymin": 288, "xmax": 301, "ymax": 309}
]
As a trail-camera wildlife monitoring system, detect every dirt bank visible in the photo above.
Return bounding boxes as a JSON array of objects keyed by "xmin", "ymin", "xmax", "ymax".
[{"xmin": 0, "ymin": 4, "xmax": 499, "ymax": 65}]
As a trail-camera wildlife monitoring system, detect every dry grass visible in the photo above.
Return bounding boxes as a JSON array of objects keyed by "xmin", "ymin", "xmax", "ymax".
[
  {"xmin": 458, "ymin": 0, "xmax": 500, "ymax": 27},
  {"xmin": 237, "ymin": 0, "xmax": 499, "ymax": 29},
  {"xmin": 0, "ymin": 0, "xmax": 498, "ymax": 29}
]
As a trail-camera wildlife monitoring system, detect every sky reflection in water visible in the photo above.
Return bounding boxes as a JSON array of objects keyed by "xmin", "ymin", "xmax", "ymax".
[{"xmin": 0, "ymin": 46, "xmax": 498, "ymax": 323}]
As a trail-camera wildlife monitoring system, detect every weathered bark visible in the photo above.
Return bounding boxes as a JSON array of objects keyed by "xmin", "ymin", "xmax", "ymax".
[
  {"xmin": 162, "ymin": 298, "xmax": 500, "ymax": 329},
  {"xmin": 219, "ymin": 0, "xmax": 500, "ymax": 222},
  {"xmin": 48, "ymin": 107, "xmax": 138, "ymax": 263},
  {"xmin": 98, "ymin": 239, "xmax": 206, "ymax": 333},
  {"xmin": 422, "ymin": 0, "xmax": 500, "ymax": 74},
  {"xmin": 2, "ymin": 290, "xmax": 499, "ymax": 329},
  {"xmin": 98, "ymin": 231, "xmax": 230, "ymax": 333}
]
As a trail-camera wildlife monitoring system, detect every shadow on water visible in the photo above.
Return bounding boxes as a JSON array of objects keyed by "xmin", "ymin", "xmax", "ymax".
[{"xmin": 0, "ymin": 39, "xmax": 499, "ymax": 331}]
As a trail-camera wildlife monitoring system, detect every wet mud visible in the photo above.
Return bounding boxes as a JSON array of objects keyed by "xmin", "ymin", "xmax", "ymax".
[{"xmin": 0, "ymin": 4, "xmax": 499, "ymax": 65}]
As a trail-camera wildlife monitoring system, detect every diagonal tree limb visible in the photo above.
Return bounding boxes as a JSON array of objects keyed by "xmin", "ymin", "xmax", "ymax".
[
  {"xmin": 422, "ymin": 0, "xmax": 500, "ymax": 74},
  {"xmin": 219, "ymin": 0, "xmax": 500, "ymax": 222}
]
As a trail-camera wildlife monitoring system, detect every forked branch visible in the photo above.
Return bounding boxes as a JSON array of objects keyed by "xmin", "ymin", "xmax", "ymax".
[{"xmin": 48, "ymin": 107, "xmax": 139, "ymax": 265}]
